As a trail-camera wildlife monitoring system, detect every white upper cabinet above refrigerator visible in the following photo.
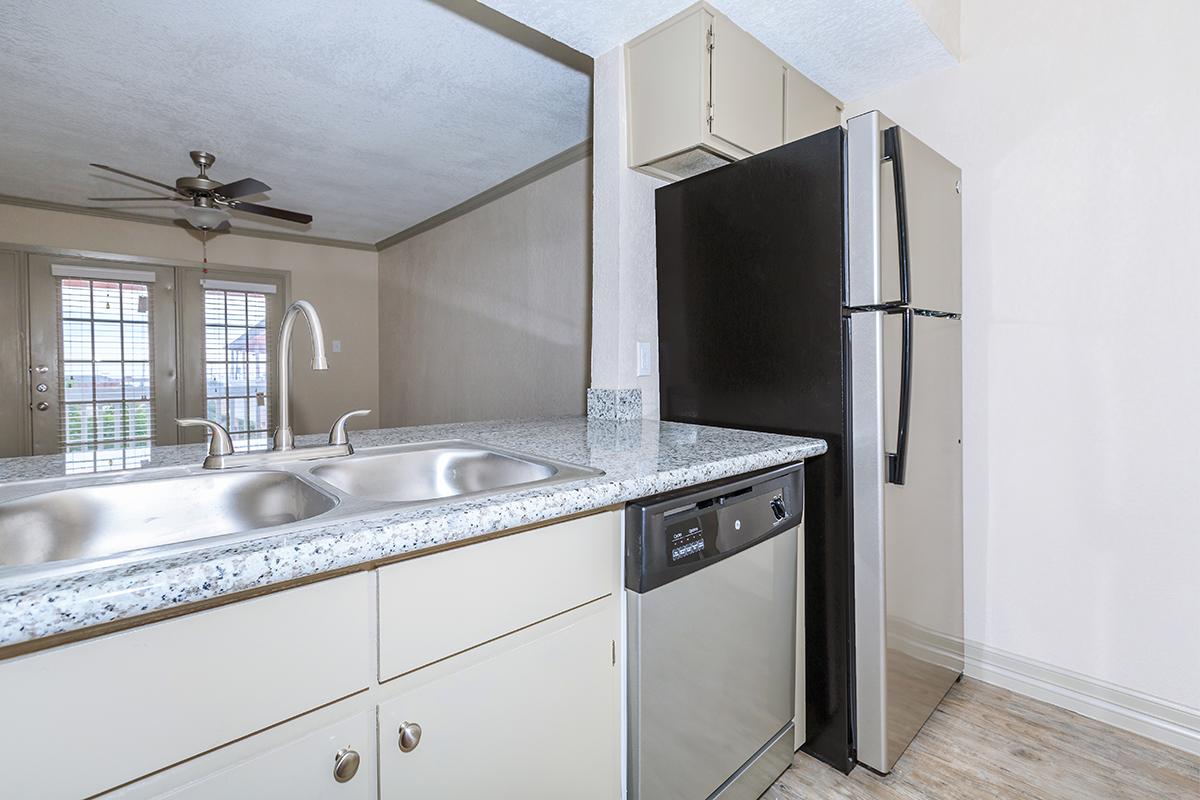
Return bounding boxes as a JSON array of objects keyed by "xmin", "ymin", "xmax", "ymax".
[
  {"xmin": 626, "ymin": 1, "xmax": 842, "ymax": 181},
  {"xmin": 708, "ymin": 12, "xmax": 785, "ymax": 156}
]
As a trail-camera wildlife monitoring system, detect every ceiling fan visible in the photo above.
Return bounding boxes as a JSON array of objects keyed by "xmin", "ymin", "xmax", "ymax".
[{"xmin": 89, "ymin": 150, "xmax": 313, "ymax": 230}]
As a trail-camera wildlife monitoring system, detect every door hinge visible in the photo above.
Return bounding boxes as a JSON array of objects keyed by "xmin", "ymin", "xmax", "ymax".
[
  {"xmin": 706, "ymin": 25, "xmax": 714, "ymax": 132},
  {"xmin": 611, "ymin": 639, "xmax": 616, "ymax": 666}
]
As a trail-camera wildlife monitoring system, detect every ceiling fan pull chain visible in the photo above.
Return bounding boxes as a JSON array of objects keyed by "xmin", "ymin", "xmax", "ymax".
[{"xmin": 201, "ymin": 229, "xmax": 208, "ymax": 264}]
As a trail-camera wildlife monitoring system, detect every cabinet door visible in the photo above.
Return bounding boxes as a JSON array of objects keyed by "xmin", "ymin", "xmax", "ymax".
[
  {"xmin": 0, "ymin": 573, "xmax": 372, "ymax": 800},
  {"xmin": 378, "ymin": 511, "xmax": 616, "ymax": 681},
  {"xmin": 109, "ymin": 710, "xmax": 375, "ymax": 800},
  {"xmin": 379, "ymin": 603, "xmax": 617, "ymax": 799},
  {"xmin": 625, "ymin": 8, "xmax": 708, "ymax": 168},
  {"xmin": 784, "ymin": 68, "xmax": 842, "ymax": 144},
  {"xmin": 709, "ymin": 14, "xmax": 784, "ymax": 155}
]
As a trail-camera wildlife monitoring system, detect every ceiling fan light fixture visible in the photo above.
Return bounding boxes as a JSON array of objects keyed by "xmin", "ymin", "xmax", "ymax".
[{"xmin": 176, "ymin": 204, "xmax": 231, "ymax": 230}]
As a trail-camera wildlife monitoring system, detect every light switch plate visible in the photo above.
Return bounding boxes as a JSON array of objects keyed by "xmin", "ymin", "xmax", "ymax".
[{"xmin": 637, "ymin": 341, "xmax": 653, "ymax": 377}]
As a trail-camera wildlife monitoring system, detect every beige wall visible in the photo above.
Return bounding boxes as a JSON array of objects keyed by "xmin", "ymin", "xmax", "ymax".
[
  {"xmin": 0, "ymin": 204, "xmax": 379, "ymax": 438},
  {"xmin": 377, "ymin": 157, "xmax": 591, "ymax": 427},
  {"xmin": 846, "ymin": 0, "xmax": 1200, "ymax": 710}
]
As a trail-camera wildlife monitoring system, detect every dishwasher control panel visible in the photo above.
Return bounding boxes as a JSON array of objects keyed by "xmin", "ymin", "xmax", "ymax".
[
  {"xmin": 668, "ymin": 518, "xmax": 706, "ymax": 562},
  {"xmin": 626, "ymin": 464, "xmax": 804, "ymax": 592}
]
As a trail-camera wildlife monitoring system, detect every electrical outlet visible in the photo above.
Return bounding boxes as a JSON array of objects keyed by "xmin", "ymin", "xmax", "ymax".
[
  {"xmin": 637, "ymin": 341, "xmax": 653, "ymax": 377},
  {"xmin": 332, "ymin": 340, "xmax": 342, "ymax": 353}
]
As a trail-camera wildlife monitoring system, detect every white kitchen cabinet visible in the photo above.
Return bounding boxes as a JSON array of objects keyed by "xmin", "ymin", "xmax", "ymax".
[
  {"xmin": 378, "ymin": 511, "xmax": 617, "ymax": 680},
  {"xmin": 106, "ymin": 708, "xmax": 376, "ymax": 800},
  {"xmin": 0, "ymin": 572, "xmax": 373, "ymax": 800},
  {"xmin": 785, "ymin": 68, "xmax": 843, "ymax": 145},
  {"xmin": 378, "ymin": 600, "xmax": 618, "ymax": 800},
  {"xmin": 709, "ymin": 12, "xmax": 785, "ymax": 157},
  {"xmin": 0, "ymin": 511, "xmax": 622, "ymax": 799},
  {"xmin": 626, "ymin": 1, "xmax": 841, "ymax": 180}
]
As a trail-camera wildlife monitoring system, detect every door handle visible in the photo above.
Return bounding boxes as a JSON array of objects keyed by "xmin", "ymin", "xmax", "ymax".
[
  {"xmin": 882, "ymin": 126, "xmax": 911, "ymax": 307},
  {"xmin": 886, "ymin": 308, "xmax": 913, "ymax": 485}
]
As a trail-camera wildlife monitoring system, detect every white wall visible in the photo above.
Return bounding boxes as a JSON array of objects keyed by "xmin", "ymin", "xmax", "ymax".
[
  {"xmin": 591, "ymin": 46, "xmax": 664, "ymax": 418},
  {"xmin": 377, "ymin": 158, "xmax": 592, "ymax": 426},
  {"xmin": 846, "ymin": 0, "xmax": 1200, "ymax": 710},
  {"xmin": 0, "ymin": 204, "xmax": 380, "ymax": 437},
  {"xmin": 906, "ymin": 0, "xmax": 961, "ymax": 59}
]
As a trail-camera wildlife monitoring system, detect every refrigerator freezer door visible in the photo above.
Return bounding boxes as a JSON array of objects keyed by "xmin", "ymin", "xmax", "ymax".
[
  {"xmin": 847, "ymin": 111, "xmax": 962, "ymax": 314},
  {"xmin": 851, "ymin": 310, "xmax": 963, "ymax": 773}
]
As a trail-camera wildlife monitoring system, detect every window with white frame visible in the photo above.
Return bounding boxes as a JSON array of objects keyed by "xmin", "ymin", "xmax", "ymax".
[
  {"xmin": 203, "ymin": 285, "xmax": 273, "ymax": 451},
  {"xmin": 56, "ymin": 275, "xmax": 155, "ymax": 472}
]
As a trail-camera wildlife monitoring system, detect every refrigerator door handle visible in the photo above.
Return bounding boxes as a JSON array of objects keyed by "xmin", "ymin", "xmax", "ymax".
[
  {"xmin": 882, "ymin": 126, "xmax": 912, "ymax": 307},
  {"xmin": 886, "ymin": 307, "xmax": 913, "ymax": 485}
]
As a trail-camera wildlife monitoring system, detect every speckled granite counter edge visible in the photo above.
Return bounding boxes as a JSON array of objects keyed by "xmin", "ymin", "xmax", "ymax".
[{"xmin": 0, "ymin": 418, "xmax": 825, "ymax": 648}]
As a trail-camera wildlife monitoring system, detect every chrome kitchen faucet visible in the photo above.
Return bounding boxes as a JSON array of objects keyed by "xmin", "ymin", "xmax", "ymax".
[{"xmin": 177, "ymin": 299, "xmax": 369, "ymax": 469}]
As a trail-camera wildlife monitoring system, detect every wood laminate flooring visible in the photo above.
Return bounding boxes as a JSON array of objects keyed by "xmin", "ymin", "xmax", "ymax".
[{"xmin": 766, "ymin": 678, "xmax": 1200, "ymax": 799}]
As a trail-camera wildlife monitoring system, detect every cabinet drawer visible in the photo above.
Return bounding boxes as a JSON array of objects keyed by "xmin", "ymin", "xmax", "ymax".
[
  {"xmin": 378, "ymin": 511, "xmax": 616, "ymax": 681},
  {"xmin": 378, "ymin": 603, "xmax": 617, "ymax": 799},
  {"xmin": 0, "ymin": 573, "xmax": 372, "ymax": 800},
  {"xmin": 108, "ymin": 708, "xmax": 374, "ymax": 800}
]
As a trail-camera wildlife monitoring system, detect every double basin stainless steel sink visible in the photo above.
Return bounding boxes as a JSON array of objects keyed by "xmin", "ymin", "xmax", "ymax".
[{"xmin": 0, "ymin": 441, "xmax": 601, "ymax": 571}]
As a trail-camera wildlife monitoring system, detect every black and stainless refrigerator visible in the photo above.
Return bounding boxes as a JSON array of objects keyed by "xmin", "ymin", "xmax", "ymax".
[{"xmin": 656, "ymin": 110, "xmax": 964, "ymax": 775}]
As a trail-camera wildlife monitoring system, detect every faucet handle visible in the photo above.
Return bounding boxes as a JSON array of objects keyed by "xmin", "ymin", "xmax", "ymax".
[
  {"xmin": 176, "ymin": 418, "xmax": 235, "ymax": 456},
  {"xmin": 329, "ymin": 409, "xmax": 371, "ymax": 448}
]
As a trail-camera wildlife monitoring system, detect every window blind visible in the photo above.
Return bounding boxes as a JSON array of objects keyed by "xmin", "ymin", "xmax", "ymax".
[{"xmin": 56, "ymin": 276, "xmax": 155, "ymax": 473}]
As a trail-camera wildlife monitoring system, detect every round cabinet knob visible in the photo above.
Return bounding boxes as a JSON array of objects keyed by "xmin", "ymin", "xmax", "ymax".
[
  {"xmin": 398, "ymin": 721, "xmax": 422, "ymax": 753},
  {"xmin": 333, "ymin": 748, "xmax": 360, "ymax": 783}
]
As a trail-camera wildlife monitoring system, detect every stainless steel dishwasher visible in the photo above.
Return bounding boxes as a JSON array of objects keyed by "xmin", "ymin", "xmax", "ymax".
[{"xmin": 627, "ymin": 464, "xmax": 803, "ymax": 800}]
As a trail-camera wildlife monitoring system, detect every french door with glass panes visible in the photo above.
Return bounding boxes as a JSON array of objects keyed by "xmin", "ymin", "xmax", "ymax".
[
  {"xmin": 176, "ymin": 268, "xmax": 284, "ymax": 451},
  {"xmin": 27, "ymin": 256, "xmax": 178, "ymax": 467},
  {"xmin": 26, "ymin": 256, "xmax": 286, "ymax": 468}
]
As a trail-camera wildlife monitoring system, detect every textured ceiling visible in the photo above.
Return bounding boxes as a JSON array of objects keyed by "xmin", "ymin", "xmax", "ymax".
[
  {"xmin": 479, "ymin": 0, "xmax": 956, "ymax": 100},
  {"xmin": 0, "ymin": 0, "xmax": 591, "ymax": 244}
]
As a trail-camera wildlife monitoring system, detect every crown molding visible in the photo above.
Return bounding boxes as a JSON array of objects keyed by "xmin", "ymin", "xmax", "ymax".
[
  {"xmin": 3, "ymin": 138, "xmax": 593, "ymax": 256},
  {"xmin": 428, "ymin": 0, "xmax": 593, "ymax": 75},
  {"xmin": 375, "ymin": 139, "xmax": 592, "ymax": 251},
  {"xmin": 0, "ymin": 194, "xmax": 377, "ymax": 252}
]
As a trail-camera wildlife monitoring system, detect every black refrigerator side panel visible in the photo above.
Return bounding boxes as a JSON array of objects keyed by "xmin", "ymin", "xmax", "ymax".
[{"xmin": 656, "ymin": 126, "xmax": 856, "ymax": 772}]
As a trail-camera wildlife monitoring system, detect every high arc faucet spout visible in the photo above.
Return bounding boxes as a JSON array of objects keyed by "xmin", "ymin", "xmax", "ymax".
[{"xmin": 274, "ymin": 300, "xmax": 328, "ymax": 451}]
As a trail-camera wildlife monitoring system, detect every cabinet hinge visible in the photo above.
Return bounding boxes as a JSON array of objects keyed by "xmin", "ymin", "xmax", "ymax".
[
  {"xmin": 611, "ymin": 640, "xmax": 616, "ymax": 666},
  {"xmin": 706, "ymin": 25, "xmax": 714, "ymax": 132}
]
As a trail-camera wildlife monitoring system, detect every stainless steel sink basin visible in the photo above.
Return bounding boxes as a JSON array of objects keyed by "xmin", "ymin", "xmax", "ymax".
[
  {"xmin": 309, "ymin": 440, "xmax": 601, "ymax": 504},
  {"xmin": 0, "ymin": 471, "xmax": 337, "ymax": 568}
]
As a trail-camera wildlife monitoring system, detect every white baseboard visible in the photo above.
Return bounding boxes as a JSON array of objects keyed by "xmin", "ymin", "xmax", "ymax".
[{"xmin": 963, "ymin": 640, "xmax": 1200, "ymax": 757}]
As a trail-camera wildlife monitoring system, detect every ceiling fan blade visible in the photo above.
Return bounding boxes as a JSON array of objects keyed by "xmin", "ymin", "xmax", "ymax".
[
  {"xmin": 88, "ymin": 195, "xmax": 178, "ymax": 201},
  {"xmin": 89, "ymin": 163, "xmax": 181, "ymax": 194},
  {"xmin": 230, "ymin": 201, "xmax": 312, "ymax": 224},
  {"xmin": 214, "ymin": 177, "xmax": 271, "ymax": 199}
]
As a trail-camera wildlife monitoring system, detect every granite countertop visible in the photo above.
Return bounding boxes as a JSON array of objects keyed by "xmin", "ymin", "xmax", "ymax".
[{"xmin": 0, "ymin": 417, "xmax": 826, "ymax": 649}]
